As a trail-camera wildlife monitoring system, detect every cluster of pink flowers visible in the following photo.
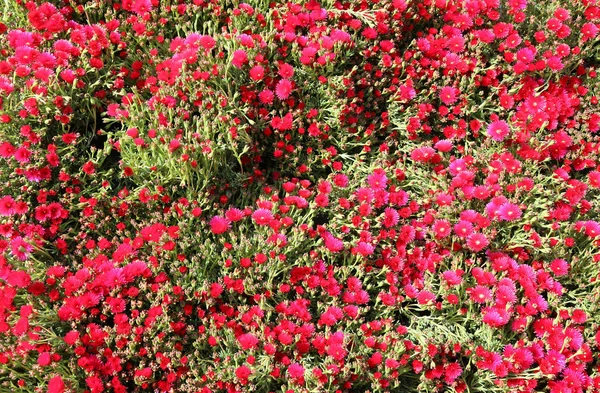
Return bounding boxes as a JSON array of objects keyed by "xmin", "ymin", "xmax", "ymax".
[{"xmin": 0, "ymin": 0, "xmax": 600, "ymax": 392}]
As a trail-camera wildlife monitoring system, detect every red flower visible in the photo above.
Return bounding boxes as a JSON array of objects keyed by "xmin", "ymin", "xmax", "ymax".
[
  {"xmin": 48, "ymin": 376, "xmax": 65, "ymax": 393},
  {"xmin": 259, "ymin": 89, "xmax": 274, "ymax": 104},
  {"xmin": 235, "ymin": 365, "xmax": 252, "ymax": 383},
  {"xmin": 82, "ymin": 161, "xmax": 95, "ymax": 175}
]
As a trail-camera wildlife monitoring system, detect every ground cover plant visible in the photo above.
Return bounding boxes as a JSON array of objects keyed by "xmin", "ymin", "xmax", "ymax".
[{"xmin": 1, "ymin": 0, "xmax": 600, "ymax": 392}]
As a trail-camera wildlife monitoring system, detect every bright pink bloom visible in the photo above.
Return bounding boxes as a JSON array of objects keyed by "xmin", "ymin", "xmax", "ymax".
[
  {"xmin": 469, "ymin": 285, "xmax": 492, "ymax": 303},
  {"xmin": 225, "ymin": 208, "xmax": 244, "ymax": 222},
  {"xmin": 355, "ymin": 241, "xmax": 374, "ymax": 256},
  {"xmin": 550, "ymin": 258, "xmax": 569, "ymax": 276},
  {"xmin": 131, "ymin": 0, "xmax": 152, "ymax": 14},
  {"xmin": 258, "ymin": 89, "xmax": 274, "ymax": 104},
  {"xmin": 249, "ymin": 65, "xmax": 264, "ymax": 81},
  {"xmin": 278, "ymin": 63, "xmax": 294, "ymax": 78},
  {"xmin": 382, "ymin": 208, "xmax": 399, "ymax": 228},
  {"xmin": 497, "ymin": 202, "xmax": 522, "ymax": 221},
  {"xmin": 323, "ymin": 232, "xmax": 344, "ymax": 252},
  {"xmin": 231, "ymin": 50, "xmax": 248, "ymax": 68},
  {"xmin": 439, "ymin": 86, "xmax": 459, "ymax": 105},
  {"xmin": 288, "ymin": 363, "xmax": 305, "ymax": 380},
  {"xmin": 539, "ymin": 350, "xmax": 565, "ymax": 375},
  {"xmin": 11, "ymin": 236, "xmax": 32, "ymax": 261},
  {"xmin": 466, "ymin": 233, "xmax": 489, "ymax": 252},
  {"xmin": 367, "ymin": 170, "xmax": 387, "ymax": 190},
  {"xmin": 252, "ymin": 208, "xmax": 273, "ymax": 225},
  {"xmin": 235, "ymin": 365, "xmax": 252, "ymax": 383},
  {"xmin": 209, "ymin": 216, "xmax": 230, "ymax": 234},
  {"xmin": 275, "ymin": 79, "xmax": 293, "ymax": 100},
  {"xmin": 238, "ymin": 333, "xmax": 259, "ymax": 350},
  {"xmin": 0, "ymin": 196, "xmax": 16, "ymax": 216},
  {"xmin": 453, "ymin": 220, "xmax": 473, "ymax": 238},
  {"xmin": 432, "ymin": 219, "xmax": 451, "ymax": 239},
  {"xmin": 487, "ymin": 120, "xmax": 510, "ymax": 141}
]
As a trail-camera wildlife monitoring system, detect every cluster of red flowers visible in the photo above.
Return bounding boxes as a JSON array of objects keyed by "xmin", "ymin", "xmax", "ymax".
[{"xmin": 1, "ymin": 0, "xmax": 600, "ymax": 392}]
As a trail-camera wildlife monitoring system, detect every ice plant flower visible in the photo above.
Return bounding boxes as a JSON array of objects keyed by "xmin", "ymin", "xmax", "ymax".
[
  {"xmin": 209, "ymin": 216, "xmax": 230, "ymax": 234},
  {"xmin": 497, "ymin": 203, "xmax": 522, "ymax": 221},
  {"xmin": 252, "ymin": 208, "xmax": 274, "ymax": 225},
  {"xmin": 487, "ymin": 120, "xmax": 510, "ymax": 141},
  {"xmin": 275, "ymin": 79, "xmax": 293, "ymax": 100}
]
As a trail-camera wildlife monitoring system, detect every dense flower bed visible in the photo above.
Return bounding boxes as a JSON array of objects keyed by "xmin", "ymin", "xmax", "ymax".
[{"xmin": 1, "ymin": 0, "xmax": 600, "ymax": 392}]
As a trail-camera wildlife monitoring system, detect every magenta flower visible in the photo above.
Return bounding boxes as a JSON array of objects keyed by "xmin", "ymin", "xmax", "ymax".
[
  {"xmin": 275, "ymin": 79, "xmax": 293, "ymax": 100},
  {"xmin": 251, "ymin": 208, "xmax": 274, "ymax": 226},
  {"xmin": 231, "ymin": 49, "xmax": 248, "ymax": 68},
  {"xmin": 209, "ymin": 216, "xmax": 230, "ymax": 234},
  {"xmin": 439, "ymin": 86, "xmax": 458, "ymax": 105},
  {"xmin": 288, "ymin": 363, "xmax": 305, "ymax": 380},
  {"xmin": 466, "ymin": 233, "xmax": 489, "ymax": 252},
  {"xmin": 487, "ymin": 120, "xmax": 510, "ymax": 141},
  {"xmin": 249, "ymin": 65, "xmax": 264, "ymax": 81},
  {"xmin": 497, "ymin": 202, "xmax": 522, "ymax": 221}
]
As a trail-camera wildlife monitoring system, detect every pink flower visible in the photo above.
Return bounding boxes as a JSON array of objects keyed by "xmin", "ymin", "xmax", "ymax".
[
  {"xmin": 355, "ymin": 241, "xmax": 374, "ymax": 256},
  {"xmin": 238, "ymin": 333, "xmax": 259, "ymax": 350},
  {"xmin": 497, "ymin": 202, "xmax": 522, "ymax": 221},
  {"xmin": 434, "ymin": 139, "xmax": 453, "ymax": 152},
  {"xmin": 382, "ymin": 208, "xmax": 399, "ymax": 228},
  {"xmin": 278, "ymin": 63, "xmax": 294, "ymax": 78},
  {"xmin": 225, "ymin": 208, "xmax": 244, "ymax": 222},
  {"xmin": 333, "ymin": 174, "xmax": 349, "ymax": 188},
  {"xmin": 199, "ymin": 35, "xmax": 216, "ymax": 51},
  {"xmin": 231, "ymin": 50, "xmax": 248, "ymax": 68},
  {"xmin": 432, "ymin": 219, "xmax": 451, "ymax": 239},
  {"xmin": 10, "ymin": 236, "xmax": 32, "ymax": 261},
  {"xmin": 275, "ymin": 79, "xmax": 293, "ymax": 100},
  {"xmin": 0, "ymin": 196, "xmax": 16, "ymax": 216},
  {"xmin": 453, "ymin": 220, "xmax": 473, "ymax": 238},
  {"xmin": 469, "ymin": 285, "xmax": 492, "ymax": 303},
  {"xmin": 550, "ymin": 258, "xmax": 569, "ymax": 276},
  {"xmin": 252, "ymin": 208, "xmax": 273, "ymax": 225},
  {"xmin": 288, "ymin": 363, "xmax": 305, "ymax": 380},
  {"xmin": 487, "ymin": 120, "xmax": 510, "ymax": 141},
  {"xmin": 258, "ymin": 89, "xmax": 274, "ymax": 104},
  {"xmin": 539, "ymin": 350, "xmax": 565, "ymax": 375},
  {"xmin": 442, "ymin": 270, "xmax": 463, "ymax": 286},
  {"xmin": 367, "ymin": 169, "xmax": 387, "ymax": 190},
  {"xmin": 322, "ymin": 232, "xmax": 344, "ymax": 252},
  {"xmin": 482, "ymin": 307, "xmax": 509, "ymax": 327},
  {"xmin": 37, "ymin": 352, "xmax": 51, "ymax": 366},
  {"xmin": 249, "ymin": 65, "xmax": 264, "ymax": 81},
  {"xmin": 466, "ymin": 233, "xmax": 489, "ymax": 252},
  {"xmin": 209, "ymin": 216, "xmax": 230, "ymax": 234},
  {"xmin": 439, "ymin": 86, "xmax": 459, "ymax": 105},
  {"xmin": 444, "ymin": 363, "xmax": 462, "ymax": 383},
  {"xmin": 131, "ymin": 0, "xmax": 152, "ymax": 14}
]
